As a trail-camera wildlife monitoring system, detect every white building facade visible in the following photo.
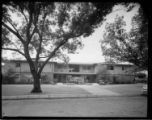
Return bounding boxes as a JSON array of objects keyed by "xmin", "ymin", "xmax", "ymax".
[{"xmin": 2, "ymin": 60, "xmax": 136, "ymax": 84}]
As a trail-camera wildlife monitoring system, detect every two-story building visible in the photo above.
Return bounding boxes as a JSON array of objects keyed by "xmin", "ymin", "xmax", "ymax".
[
  {"xmin": 95, "ymin": 63, "xmax": 136, "ymax": 83},
  {"xmin": 53, "ymin": 62, "xmax": 96, "ymax": 84},
  {"xmin": 2, "ymin": 60, "xmax": 136, "ymax": 84}
]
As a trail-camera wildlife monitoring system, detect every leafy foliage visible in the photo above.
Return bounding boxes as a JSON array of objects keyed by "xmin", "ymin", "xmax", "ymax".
[
  {"xmin": 2, "ymin": 68, "xmax": 18, "ymax": 84},
  {"xmin": 101, "ymin": 7, "xmax": 148, "ymax": 70},
  {"xmin": 2, "ymin": 2, "xmax": 114, "ymax": 92},
  {"xmin": 2, "ymin": 2, "xmax": 138, "ymax": 92},
  {"xmin": 2, "ymin": 2, "xmax": 98, "ymax": 73}
]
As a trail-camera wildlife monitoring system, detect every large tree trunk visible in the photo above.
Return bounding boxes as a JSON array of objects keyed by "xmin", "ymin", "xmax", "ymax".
[{"xmin": 31, "ymin": 72, "xmax": 42, "ymax": 93}]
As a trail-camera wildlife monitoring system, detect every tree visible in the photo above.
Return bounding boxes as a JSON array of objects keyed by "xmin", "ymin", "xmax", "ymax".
[
  {"xmin": 2, "ymin": 1, "xmax": 141, "ymax": 93},
  {"xmin": 2, "ymin": 2, "xmax": 116, "ymax": 93},
  {"xmin": 101, "ymin": 7, "xmax": 148, "ymax": 70}
]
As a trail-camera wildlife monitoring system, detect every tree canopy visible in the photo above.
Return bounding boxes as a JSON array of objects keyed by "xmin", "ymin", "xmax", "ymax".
[
  {"xmin": 101, "ymin": 7, "xmax": 148, "ymax": 70},
  {"xmin": 2, "ymin": 1, "xmax": 146, "ymax": 92},
  {"xmin": 2, "ymin": 2, "xmax": 116, "ymax": 92}
]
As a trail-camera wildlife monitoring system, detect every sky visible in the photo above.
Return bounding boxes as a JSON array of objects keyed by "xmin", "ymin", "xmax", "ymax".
[
  {"xmin": 2, "ymin": 3, "xmax": 140, "ymax": 64},
  {"xmin": 67, "ymin": 3, "xmax": 140, "ymax": 63}
]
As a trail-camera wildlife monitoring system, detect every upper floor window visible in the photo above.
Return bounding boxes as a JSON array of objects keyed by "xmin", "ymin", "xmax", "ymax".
[
  {"xmin": 69, "ymin": 65, "xmax": 79, "ymax": 72},
  {"xmin": 16, "ymin": 62, "xmax": 20, "ymax": 67},
  {"xmin": 107, "ymin": 65, "xmax": 114, "ymax": 70},
  {"xmin": 56, "ymin": 64, "xmax": 65, "ymax": 69},
  {"xmin": 83, "ymin": 65, "xmax": 92, "ymax": 70}
]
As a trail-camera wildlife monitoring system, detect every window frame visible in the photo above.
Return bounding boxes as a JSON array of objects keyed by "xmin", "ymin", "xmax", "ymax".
[
  {"xmin": 107, "ymin": 65, "xmax": 114, "ymax": 70},
  {"xmin": 16, "ymin": 62, "xmax": 20, "ymax": 67},
  {"xmin": 122, "ymin": 66, "xmax": 125, "ymax": 71}
]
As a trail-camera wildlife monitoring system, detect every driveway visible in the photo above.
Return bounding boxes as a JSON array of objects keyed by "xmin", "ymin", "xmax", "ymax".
[
  {"xmin": 77, "ymin": 84, "xmax": 120, "ymax": 96},
  {"xmin": 89, "ymin": 83, "xmax": 144, "ymax": 96}
]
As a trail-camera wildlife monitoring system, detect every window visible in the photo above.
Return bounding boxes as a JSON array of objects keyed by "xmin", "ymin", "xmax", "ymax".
[
  {"xmin": 69, "ymin": 65, "xmax": 79, "ymax": 72},
  {"xmin": 16, "ymin": 62, "xmax": 20, "ymax": 67},
  {"xmin": 83, "ymin": 65, "xmax": 91, "ymax": 70},
  {"xmin": 57, "ymin": 64, "xmax": 63, "ymax": 69},
  {"xmin": 122, "ymin": 66, "xmax": 125, "ymax": 70},
  {"xmin": 107, "ymin": 65, "xmax": 114, "ymax": 70}
]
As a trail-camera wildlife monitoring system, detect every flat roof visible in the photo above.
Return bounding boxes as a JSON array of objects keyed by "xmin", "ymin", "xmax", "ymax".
[{"xmin": 2, "ymin": 59, "xmax": 134, "ymax": 66}]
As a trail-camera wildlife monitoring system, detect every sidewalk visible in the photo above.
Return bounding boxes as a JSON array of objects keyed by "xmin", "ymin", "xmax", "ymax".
[{"xmin": 2, "ymin": 93, "xmax": 117, "ymax": 100}]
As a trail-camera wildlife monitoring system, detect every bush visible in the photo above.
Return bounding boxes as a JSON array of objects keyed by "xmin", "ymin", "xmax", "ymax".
[
  {"xmin": 41, "ymin": 74, "xmax": 56, "ymax": 84},
  {"xmin": 2, "ymin": 68, "xmax": 18, "ymax": 84},
  {"xmin": 136, "ymin": 73, "xmax": 146, "ymax": 78},
  {"xmin": 17, "ymin": 75, "xmax": 33, "ymax": 84},
  {"xmin": 41, "ymin": 74, "xmax": 50, "ymax": 84},
  {"xmin": 96, "ymin": 74, "xmax": 108, "ymax": 83}
]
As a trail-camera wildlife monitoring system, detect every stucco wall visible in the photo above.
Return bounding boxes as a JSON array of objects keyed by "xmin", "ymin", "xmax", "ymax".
[
  {"xmin": 95, "ymin": 64, "xmax": 135, "ymax": 75},
  {"xmin": 54, "ymin": 64, "xmax": 95, "ymax": 74},
  {"xmin": 79, "ymin": 65, "xmax": 95, "ymax": 73},
  {"xmin": 54, "ymin": 64, "xmax": 69, "ymax": 73},
  {"xmin": 12, "ymin": 62, "xmax": 54, "ymax": 73},
  {"xmin": 2, "ymin": 61, "xmax": 136, "ymax": 84}
]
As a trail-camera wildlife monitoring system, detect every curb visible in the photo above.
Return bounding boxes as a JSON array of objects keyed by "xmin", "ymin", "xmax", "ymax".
[
  {"xmin": 2, "ymin": 94, "xmax": 96, "ymax": 100},
  {"xmin": 2, "ymin": 94, "xmax": 124, "ymax": 100},
  {"xmin": 3, "ymin": 94, "xmax": 143, "ymax": 100}
]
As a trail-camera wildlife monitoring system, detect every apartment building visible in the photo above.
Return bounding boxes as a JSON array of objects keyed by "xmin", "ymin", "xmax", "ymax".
[
  {"xmin": 2, "ymin": 60, "xmax": 135, "ymax": 84},
  {"xmin": 53, "ymin": 62, "xmax": 96, "ymax": 83}
]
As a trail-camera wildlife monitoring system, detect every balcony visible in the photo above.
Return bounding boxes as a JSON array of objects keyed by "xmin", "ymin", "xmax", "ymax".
[{"xmin": 54, "ymin": 65, "xmax": 95, "ymax": 75}]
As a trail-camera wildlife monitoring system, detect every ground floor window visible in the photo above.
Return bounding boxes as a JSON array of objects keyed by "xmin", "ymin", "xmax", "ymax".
[
  {"xmin": 54, "ymin": 74, "xmax": 66, "ymax": 83},
  {"xmin": 53, "ymin": 74, "xmax": 96, "ymax": 83}
]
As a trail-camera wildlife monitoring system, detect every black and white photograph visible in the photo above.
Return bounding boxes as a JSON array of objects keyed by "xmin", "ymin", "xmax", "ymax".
[{"xmin": 1, "ymin": 1, "xmax": 149, "ymax": 118}]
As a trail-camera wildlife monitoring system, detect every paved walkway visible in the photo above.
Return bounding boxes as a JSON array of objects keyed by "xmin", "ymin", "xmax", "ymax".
[{"xmin": 77, "ymin": 84, "xmax": 120, "ymax": 96}]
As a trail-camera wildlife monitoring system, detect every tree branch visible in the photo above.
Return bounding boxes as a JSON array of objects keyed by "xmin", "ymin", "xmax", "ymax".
[
  {"xmin": 11, "ymin": 41, "xmax": 21, "ymax": 50},
  {"xmin": 39, "ymin": 56, "xmax": 49, "ymax": 58},
  {"xmin": 35, "ymin": 13, "xmax": 47, "ymax": 64},
  {"xmin": 38, "ymin": 39, "xmax": 68, "ymax": 74},
  {"xmin": 29, "ymin": 27, "xmax": 36, "ymax": 41},
  {"xmin": 16, "ymin": 2, "xmax": 29, "ymax": 23},
  {"xmin": 26, "ymin": 14, "xmax": 33, "ymax": 44},
  {"xmin": 5, "ymin": 18, "xmax": 20, "ymax": 34},
  {"xmin": 2, "ymin": 22, "xmax": 25, "ymax": 44},
  {"xmin": 37, "ymin": 31, "xmax": 83, "ymax": 74},
  {"xmin": 2, "ymin": 47, "xmax": 25, "ymax": 57},
  {"xmin": 19, "ymin": 5, "xmax": 29, "ymax": 23}
]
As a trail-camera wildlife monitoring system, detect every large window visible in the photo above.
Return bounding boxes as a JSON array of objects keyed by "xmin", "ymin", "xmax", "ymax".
[
  {"xmin": 56, "ymin": 64, "xmax": 64, "ymax": 69},
  {"xmin": 69, "ymin": 65, "xmax": 79, "ymax": 72},
  {"xmin": 16, "ymin": 62, "xmax": 20, "ymax": 67},
  {"xmin": 107, "ymin": 65, "xmax": 114, "ymax": 70},
  {"xmin": 83, "ymin": 65, "xmax": 91, "ymax": 70}
]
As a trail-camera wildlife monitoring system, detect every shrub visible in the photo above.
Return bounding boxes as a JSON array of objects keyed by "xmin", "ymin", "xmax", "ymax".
[
  {"xmin": 17, "ymin": 75, "xmax": 32, "ymax": 84},
  {"xmin": 2, "ymin": 68, "xmax": 18, "ymax": 84},
  {"xmin": 41, "ymin": 74, "xmax": 50, "ymax": 84},
  {"xmin": 136, "ymin": 73, "xmax": 146, "ymax": 78}
]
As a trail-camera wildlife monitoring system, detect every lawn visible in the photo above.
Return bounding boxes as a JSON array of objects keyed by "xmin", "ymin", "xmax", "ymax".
[
  {"xmin": 2, "ymin": 83, "xmax": 144, "ymax": 96},
  {"xmin": 2, "ymin": 84, "xmax": 91, "ymax": 96}
]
